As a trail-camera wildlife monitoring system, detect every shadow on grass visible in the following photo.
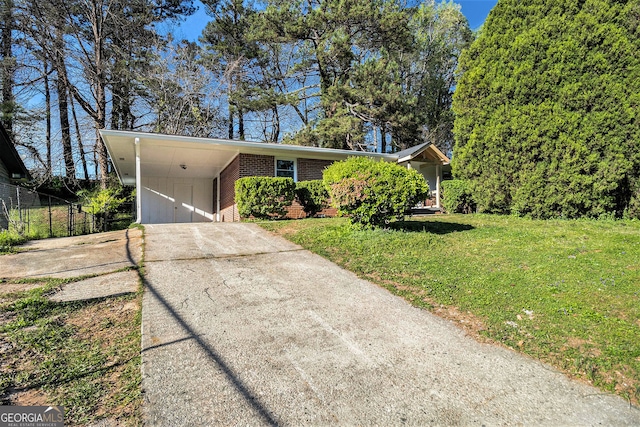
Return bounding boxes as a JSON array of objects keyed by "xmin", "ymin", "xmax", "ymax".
[
  {"xmin": 1, "ymin": 356, "xmax": 136, "ymax": 402},
  {"xmin": 391, "ymin": 220, "xmax": 474, "ymax": 234}
]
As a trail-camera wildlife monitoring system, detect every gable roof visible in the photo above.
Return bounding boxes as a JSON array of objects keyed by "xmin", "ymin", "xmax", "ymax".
[
  {"xmin": 0, "ymin": 122, "xmax": 30, "ymax": 180},
  {"xmin": 395, "ymin": 142, "xmax": 450, "ymax": 165}
]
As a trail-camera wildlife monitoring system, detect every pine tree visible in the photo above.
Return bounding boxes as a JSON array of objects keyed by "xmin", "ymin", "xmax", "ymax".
[{"xmin": 245, "ymin": 0, "xmax": 471, "ymax": 151}]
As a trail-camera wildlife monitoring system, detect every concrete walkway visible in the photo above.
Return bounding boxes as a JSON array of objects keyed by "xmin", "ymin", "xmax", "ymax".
[{"xmin": 141, "ymin": 223, "xmax": 640, "ymax": 426}]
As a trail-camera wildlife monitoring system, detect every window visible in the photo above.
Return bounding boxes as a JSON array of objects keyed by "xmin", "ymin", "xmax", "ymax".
[{"xmin": 276, "ymin": 159, "xmax": 296, "ymax": 180}]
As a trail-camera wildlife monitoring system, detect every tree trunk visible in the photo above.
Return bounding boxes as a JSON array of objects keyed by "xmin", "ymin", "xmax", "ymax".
[
  {"xmin": 111, "ymin": 74, "xmax": 134, "ymax": 130},
  {"xmin": 53, "ymin": 24, "xmax": 76, "ymax": 179},
  {"xmin": 271, "ymin": 105, "xmax": 280, "ymax": 142},
  {"xmin": 94, "ymin": 22, "xmax": 108, "ymax": 187},
  {"xmin": 381, "ymin": 127, "xmax": 387, "ymax": 154},
  {"xmin": 228, "ymin": 106, "xmax": 234, "ymax": 139},
  {"xmin": 373, "ymin": 125, "xmax": 378, "ymax": 153},
  {"xmin": 43, "ymin": 57, "xmax": 52, "ymax": 177},
  {"xmin": 69, "ymin": 89, "xmax": 89, "ymax": 181},
  {"xmin": 238, "ymin": 106, "xmax": 244, "ymax": 140},
  {"xmin": 110, "ymin": 81, "xmax": 120, "ymax": 130},
  {"xmin": 1, "ymin": 0, "xmax": 14, "ymax": 136}
]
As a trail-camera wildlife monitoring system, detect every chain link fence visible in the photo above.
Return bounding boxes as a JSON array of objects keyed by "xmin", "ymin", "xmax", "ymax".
[{"xmin": 0, "ymin": 182, "xmax": 132, "ymax": 238}]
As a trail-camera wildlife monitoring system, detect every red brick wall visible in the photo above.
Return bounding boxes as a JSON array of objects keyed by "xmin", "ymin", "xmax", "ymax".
[
  {"xmin": 239, "ymin": 153, "xmax": 274, "ymax": 177},
  {"xmin": 219, "ymin": 154, "xmax": 275, "ymax": 222},
  {"xmin": 219, "ymin": 154, "xmax": 338, "ymax": 222},
  {"xmin": 293, "ymin": 158, "xmax": 336, "ymax": 219},
  {"xmin": 285, "ymin": 202, "xmax": 337, "ymax": 219},
  {"xmin": 220, "ymin": 155, "xmax": 240, "ymax": 222},
  {"xmin": 297, "ymin": 158, "xmax": 333, "ymax": 181},
  {"xmin": 285, "ymin": 200, "xmax": 307, "ymax": 220}
]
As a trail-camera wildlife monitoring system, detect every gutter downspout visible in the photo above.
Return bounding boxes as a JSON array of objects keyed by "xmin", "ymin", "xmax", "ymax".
[{"xmin": 135, "ymin": 137, "xmax": 142, "ymax": 223}]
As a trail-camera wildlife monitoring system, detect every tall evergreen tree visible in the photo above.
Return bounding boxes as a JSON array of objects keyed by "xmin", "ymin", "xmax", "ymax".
[
  {"xmin": 344, "ymin": 1, "xmax": 472, "ymax": 153},
  {"xmin": 6, "ymin": 0, "xmax": 195, "ymax": 183},
  {"xmin": 408, "ymin": 1, "xmax": 472, "ymax": 153},
  {"xmin": 452, "ymin": 0, "xmax": 640, "ymax": 218},
  {"xmin": 201, "ymin": 0, "xmax": 259, "ymax": 140},
  {"xmin": 209, "ymin": 0, "xmax": 471, "ymax": 152},
  {"xmin": 261, "ymin": 0, "xmax": 411, "ymax": 149}
]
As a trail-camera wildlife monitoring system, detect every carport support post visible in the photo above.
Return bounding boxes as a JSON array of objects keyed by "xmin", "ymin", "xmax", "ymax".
[
  {"xmin": 216, "ymin": 173, "xmax": 221, "ymax": 222},
  {"xmin": 135, "ymin": 137, "xmax": 142, "ymax": 223},
  {"xmin": 435, "ymin": 164, "xmax": 441, "ymax": 209}
]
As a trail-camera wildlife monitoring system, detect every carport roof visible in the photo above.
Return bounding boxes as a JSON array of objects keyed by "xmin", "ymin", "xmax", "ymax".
[{"xmin": 99, "ymin": 130, "xmax": 448, "ymax": 186}]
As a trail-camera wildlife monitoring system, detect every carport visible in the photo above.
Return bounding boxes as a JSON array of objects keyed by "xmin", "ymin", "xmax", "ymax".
[{"xmin": 101, "ymin": 131, "xmax": 238, "ymax": 224}]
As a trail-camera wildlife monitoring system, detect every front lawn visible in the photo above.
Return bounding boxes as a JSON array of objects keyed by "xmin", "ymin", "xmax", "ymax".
[
  {"xmin": 260, "ymin": 215, "xmax": 640, "ymax": 405},
  {"xmin": 0, "ymin": 280, "xmax": 142, "ymax": 425}
]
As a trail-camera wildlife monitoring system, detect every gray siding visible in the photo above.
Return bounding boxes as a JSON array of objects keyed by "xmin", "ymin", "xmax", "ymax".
[
  {"xmin": 0, "ymin": 179, "xmax": 9, "ymax": 230},
  {"xmin": 0, "ymin": 159, "xmax": 9, "ymax": 184}
]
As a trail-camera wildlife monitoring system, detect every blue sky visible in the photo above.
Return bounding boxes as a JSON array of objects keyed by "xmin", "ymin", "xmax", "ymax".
[
  {"xmin": 457, "ymin": 0, "xmax": 498, "ymax": 30},
  {"xmin": 175, "ymin": 0, "xmax": 499, "ymax": 42}
]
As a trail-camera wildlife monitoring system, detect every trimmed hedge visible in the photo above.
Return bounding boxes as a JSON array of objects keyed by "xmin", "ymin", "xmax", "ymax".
[
  {"xmin": 441, "ymin": 179, "xmax": 476, "ymax": 214},
  {"xmin": 235, "ymin": 177, "xmax": 295, "ymax": 219},
  {"xmin": 323, "ymin": 157, "xmax": 429, "ymax": 228},
  {"xmin": 295, "ymin": 180, "xmax": 329, "ymax": 217}
]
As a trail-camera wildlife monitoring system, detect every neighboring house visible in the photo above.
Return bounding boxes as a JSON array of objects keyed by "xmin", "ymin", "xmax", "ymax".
[
  {"xmin": 0, "ymin": 122, "xmax": 31, "ymax": 229},
  {"xmin": 100, "ymin": 130, "xmax": 450, "ymax": 224},
  {"xmin": 0, "ymin": 123, "xmax": 30, "ymax": 186}
]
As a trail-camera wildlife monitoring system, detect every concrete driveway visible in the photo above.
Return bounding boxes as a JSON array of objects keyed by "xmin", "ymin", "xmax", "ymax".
[
  {"xmin": 0, "ymin": 229, "xmax": 142, "ymax": 300},
  {"xmin": 141, "ymin": 223, "xmax": 640, "ymax": 426},
  {"xmin": 1, "ymin": 228, "xmax": 142, "ymax": 280}
]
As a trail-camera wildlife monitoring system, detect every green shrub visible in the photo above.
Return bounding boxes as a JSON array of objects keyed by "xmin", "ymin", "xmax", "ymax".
[
  {"xmin": 78, "ymin": 186, "xmax": 129, "ymax": 232},
  {"xmin": 441, "ymin": 179, "xmax": 476, "ymax": 214},
  {"xmin": 295, "ymin": 180, "xmax": 329, "ymax": 217},
  {"xmin": 452, "ymin": 0, "xmax": 640, "ymax": 219},
  {"xmin": 78, "ymin": 187, "xmax": 128, "ymax": 216},
  {"xmin": 323, "ymin": 157, "xmax": 429, "ymax": 228},
  {"xmin": 235, "ymin": 177, "xmax": 296, "ymax": 219},
  {"xmin": 0, "ymin": 230, "xmax": 26, "ymax": 253}
]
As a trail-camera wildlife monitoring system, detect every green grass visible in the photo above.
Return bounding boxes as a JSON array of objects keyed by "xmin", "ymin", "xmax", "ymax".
[
  {"xmin": 260, "ymin": 214, "xmax": 640, "ymax": 404},
  {"xmin": 6, "ymin": 205, "xmax": 76, "ymax": 238},
  {"xmin": 0, "ymin": 279, "xmax": 143, "ymax": 425}
]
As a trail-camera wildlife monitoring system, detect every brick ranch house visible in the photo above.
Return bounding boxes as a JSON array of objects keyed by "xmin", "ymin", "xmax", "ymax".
[{"xmin": 100, "ymin": 130, "xmax": 450, "ymax": 224}]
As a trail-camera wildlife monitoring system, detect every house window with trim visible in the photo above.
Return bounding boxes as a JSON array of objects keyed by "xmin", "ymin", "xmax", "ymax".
[{"xmin": 276, "ymin": 159, "xmax": 296, "ymax": 180}]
